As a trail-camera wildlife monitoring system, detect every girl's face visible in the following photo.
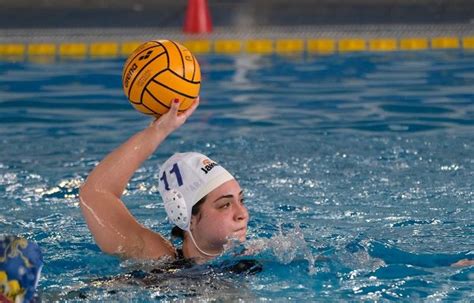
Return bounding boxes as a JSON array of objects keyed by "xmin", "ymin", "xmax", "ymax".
[{"xmin": 190, "ymin": 179, "xmax": 248, "ymax": 252}]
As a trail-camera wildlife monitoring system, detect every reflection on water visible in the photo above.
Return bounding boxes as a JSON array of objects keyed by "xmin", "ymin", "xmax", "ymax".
[{"xmin": 0, "ymin": 50, "xmax": 473, "ymax": 301}]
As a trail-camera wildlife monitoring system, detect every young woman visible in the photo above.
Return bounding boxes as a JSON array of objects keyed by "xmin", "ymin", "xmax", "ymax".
[{"xmin": 79, "ymin": 98, "xmax": 249, "ymax": 264}]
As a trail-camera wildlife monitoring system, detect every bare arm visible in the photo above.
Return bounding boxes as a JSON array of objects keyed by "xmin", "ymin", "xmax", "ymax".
[{"xmin": 79, "ymin": 98, "xmax": 199, "ymax": 260}]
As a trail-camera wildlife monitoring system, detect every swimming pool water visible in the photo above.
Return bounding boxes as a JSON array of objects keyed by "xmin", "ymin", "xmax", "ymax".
[{"xmin": 0, "ymin": 50, "xmax": 473, "ymax": 301}]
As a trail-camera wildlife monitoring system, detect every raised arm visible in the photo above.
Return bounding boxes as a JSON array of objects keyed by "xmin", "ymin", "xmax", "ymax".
[{"xmin": 79, "ymin": 98, "xmax": 199, "ymax": 260}]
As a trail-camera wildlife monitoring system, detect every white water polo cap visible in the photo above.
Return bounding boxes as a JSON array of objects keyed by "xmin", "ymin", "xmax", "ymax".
[{"xmin": 158, "ymin": 152, "xmax": 235, "ymax": 231}]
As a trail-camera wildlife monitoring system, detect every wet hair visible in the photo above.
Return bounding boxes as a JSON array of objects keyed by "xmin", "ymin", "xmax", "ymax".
[{"xmin": 171, "ymin": 195, "xmax": 207, "ymax": 239}]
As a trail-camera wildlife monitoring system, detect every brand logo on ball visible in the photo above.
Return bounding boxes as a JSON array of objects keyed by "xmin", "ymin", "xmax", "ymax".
[
  {"xmin": 124, "ymin": 63, "xmax": 138, "ymax": 88},
  {"xmin": 201, "ymin": 159, "xmax": 219, "ymax": 174},
  {"xmin": 139, "ymin": 50, "xmax": 153, "ymax": 61}
]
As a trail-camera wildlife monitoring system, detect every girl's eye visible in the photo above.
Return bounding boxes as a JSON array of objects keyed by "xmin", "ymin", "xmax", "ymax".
[{"xmin": 220, "ymin": 202, "xmax": 231, "ymax": 209}]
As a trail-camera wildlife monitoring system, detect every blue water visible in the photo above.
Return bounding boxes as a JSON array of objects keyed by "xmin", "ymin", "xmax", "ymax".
[{"xmin": 0, "ymin": 51, "xmax": 473, "ymax": 301}]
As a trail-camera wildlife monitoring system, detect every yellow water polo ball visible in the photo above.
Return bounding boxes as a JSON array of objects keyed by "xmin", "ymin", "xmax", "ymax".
[{"xmin": 122, "ymin": 40, "xmax": 201, "ymax": 117}]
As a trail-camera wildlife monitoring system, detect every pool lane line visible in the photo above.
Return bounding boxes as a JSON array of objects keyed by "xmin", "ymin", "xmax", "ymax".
[{"xmin": 0, "ymin": 36, "xmax": 473, "ymax": 61}]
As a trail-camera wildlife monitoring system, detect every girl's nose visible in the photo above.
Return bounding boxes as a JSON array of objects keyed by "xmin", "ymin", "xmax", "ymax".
[{"xmin": 234, "ymin": 200, "xmax": 248, "ymax": 222}]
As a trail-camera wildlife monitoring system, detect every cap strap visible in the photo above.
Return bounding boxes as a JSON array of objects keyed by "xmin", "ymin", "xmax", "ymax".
[{"xmin": 188, "ymin": 231, "xmax": 220, "ymax": 257}]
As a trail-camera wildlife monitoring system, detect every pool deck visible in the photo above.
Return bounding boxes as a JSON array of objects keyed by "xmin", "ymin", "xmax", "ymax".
[{"xmin": 1, "ymin": 24, "xmax": 474, "ymax": 42}]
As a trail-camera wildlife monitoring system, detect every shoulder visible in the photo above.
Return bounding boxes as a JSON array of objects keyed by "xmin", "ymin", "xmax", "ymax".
[{"xmin": 125, "ymin": 227, "xmax": 177, "ymax": 260}]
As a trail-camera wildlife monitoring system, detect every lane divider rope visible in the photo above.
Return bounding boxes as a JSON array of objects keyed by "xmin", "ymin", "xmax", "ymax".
[{"xmin": 0, "ymin": 37, "xmax": 472, "ymax": 61}]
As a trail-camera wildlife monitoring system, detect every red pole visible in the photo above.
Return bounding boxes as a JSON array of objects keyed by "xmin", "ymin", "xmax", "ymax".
[{"xmin": 183, "ymin": 0, "xmax": 213, "ymax": 34}]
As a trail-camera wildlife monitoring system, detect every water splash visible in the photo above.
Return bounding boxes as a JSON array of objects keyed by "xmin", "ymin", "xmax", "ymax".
[{"xmin": 234, "ymin": 224, "xmax": 318, "ymax": 275}]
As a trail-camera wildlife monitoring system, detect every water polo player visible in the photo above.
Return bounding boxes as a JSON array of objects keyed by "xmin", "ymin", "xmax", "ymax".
[
  {"xmin": 0, "ymin": 236, "xmax": 43, "ymax": 303},
  {"xmin": 79, "ymin": 98, "xmax": 249, "ymax": 264}
]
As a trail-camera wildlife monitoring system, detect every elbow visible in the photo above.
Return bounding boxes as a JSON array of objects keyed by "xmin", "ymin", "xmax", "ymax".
[
  {"xmin": 78, "ymin": 184, "xmax": 88, "ymax": 201},
  {"xmin": 79, "ymin": 180, "xmax": 96, "ymax": 204},
  {"xmin": 78, "ymin": 185, "xmax": 89, "ymax": 207},
  {"xmin": 78, "ymin": 183, "xmax": 99, "ymax": 216}
]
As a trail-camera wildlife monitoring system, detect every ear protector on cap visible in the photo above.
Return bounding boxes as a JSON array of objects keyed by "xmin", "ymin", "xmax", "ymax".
[{"xmin": 162, "ymin": 188, "xmax": 189, "ymax": 231}]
